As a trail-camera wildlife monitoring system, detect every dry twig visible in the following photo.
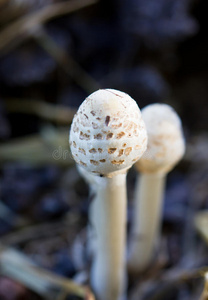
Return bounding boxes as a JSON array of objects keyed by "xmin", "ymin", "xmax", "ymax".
[
  {"xmin": 1, "ymin": 216, "xmax": 78, "ymax": 246},
  {"xmin": 0, "ymin": 128, "xmax": 73, "ymax": 166},
  {"xmin": 5, "ymin": 98, "xmax": 76, "ymax": 125},
  {"xmin": 34, "ymin": 28, "xmax": 100, "ymax": 93},
  {"xmin": 0, "ymin": 201, "xmax": 29, "ymax": 227},
  {"xmin": 0, "ymin": 0, "xmax": 98, "ymax": 55},
  {"xmin": 0, "ymin": 246, "xmax": 95, "ymax": 300}
]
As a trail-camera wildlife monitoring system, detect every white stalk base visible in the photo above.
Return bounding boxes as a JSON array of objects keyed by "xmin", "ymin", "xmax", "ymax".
[
  {"xmin": 90, "ymin": 173, "xmax": 127, "ymax": 300},
  {"xmin": 128, "ymin": 173, "xmax": 165, "ymax": 273}
]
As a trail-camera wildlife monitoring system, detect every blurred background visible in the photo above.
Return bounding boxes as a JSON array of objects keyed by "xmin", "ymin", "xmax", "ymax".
[{"xmin": 0, "ymin": 0, "xmax": 208, "ymax": 299}]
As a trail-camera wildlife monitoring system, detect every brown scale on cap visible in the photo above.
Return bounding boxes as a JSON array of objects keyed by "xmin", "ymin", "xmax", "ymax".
[
  {"xmin": 89, "ymin": 148, "xmax": 97, "ymax": 153},
  {"xmin": 79, "ymin": 148, "xmax": 86, "ymax": 155},
  {"xmin": 108, "ymin": 148, "xmax": 117, "ymax": 154},
  {"xmin": 105, "ymin": 116, "xmax": 111, "ymax": 126},
  {"xmin": 106, "ymin": 133, "xmax": 114, "ymax": 140},
  {"xmin": 116, "ymin": 132, "xmax": 125, "ymax": 139},
  {"xmin": 118, "ymin": 149, "xmax": 124, "ymax": 157}
]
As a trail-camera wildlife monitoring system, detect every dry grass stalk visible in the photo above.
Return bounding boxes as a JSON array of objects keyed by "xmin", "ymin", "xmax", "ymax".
[
  {"xmin": 5, "ymin": 99, "xmax": 76, "ymax": 125},
  {"xmin": 1, "ymin": 216, "xmax": 78, "ymax": 246},
  {"xmin": 0, "ymin": 246, "xmax": 95, "ymax": 300},
  {"xmin": 0, "ymin": 201, "xmax": 29, "ymax": 227},
  {"xmin": 0, "ymin": 128, "xmax": 73, "ymax": 166},
  {"xmin": 34, "ymin": 28, "xmax": 100, "ymax": 93},
  {"xmin": 0, "ymin": 0, "xmax": 98, "ymax": 55},
  {"xmin": 195, "ymin": 211, "xmax": 208, "ymax": 245}
]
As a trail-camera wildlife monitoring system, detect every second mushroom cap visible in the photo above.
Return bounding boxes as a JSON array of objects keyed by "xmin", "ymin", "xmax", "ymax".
[{"xmin": 135, "ymin": 103, "xmax": 185, "ymax": 174}]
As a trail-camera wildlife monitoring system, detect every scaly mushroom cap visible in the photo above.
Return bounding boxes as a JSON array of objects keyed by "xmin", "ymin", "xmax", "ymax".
[
  {"xmin": 69, "ymin": 89, "xmax": 147, "ymax": 176},
  {"xmin": 135, "ymin": 103, "xmax": 185, "ymax": 175}
]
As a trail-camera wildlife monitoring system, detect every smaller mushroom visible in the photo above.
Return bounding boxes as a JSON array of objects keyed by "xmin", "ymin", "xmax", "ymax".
[{"xmin": 128, "ymin": 103, "xmax": 185, "ymax": 273}]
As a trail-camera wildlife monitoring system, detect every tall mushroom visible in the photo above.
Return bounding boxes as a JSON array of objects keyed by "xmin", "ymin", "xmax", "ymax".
[
  {"xmin": 128, "ymin": 103, "xmax": 185, "ymax": 273},
  {"xmin": 69, "ymin": 89, "xmax": 147, "ymax": 300}
]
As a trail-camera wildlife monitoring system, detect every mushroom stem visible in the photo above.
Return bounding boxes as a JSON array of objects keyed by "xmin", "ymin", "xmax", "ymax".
[
  {"xmin": 127, "ymin": 103, "xmax": 185, "ymax": 274},
  {"xmin": 128, "ymin": 173, "xmax": 165, "ymax": 273},
  {"xmin": 91, "ymin": 172, "xmax": 127, "ymax": 300}
]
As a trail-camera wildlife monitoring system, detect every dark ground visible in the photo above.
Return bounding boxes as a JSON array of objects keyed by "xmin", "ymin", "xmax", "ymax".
[{"xmin": 0, "ymin": 0, "xmax": 208, "ymax": 299}]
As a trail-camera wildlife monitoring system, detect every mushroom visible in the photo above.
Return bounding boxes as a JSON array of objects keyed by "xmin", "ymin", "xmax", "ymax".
[
  {"xmin": 69, "ymin": 89, "xmax": 147, "ymax": 300},
  {"xmin": 128, "ymin": 103, "xmax": 185, "ymax": 273}
]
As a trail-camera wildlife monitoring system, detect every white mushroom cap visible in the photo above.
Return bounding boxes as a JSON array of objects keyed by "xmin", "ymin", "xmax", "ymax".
[
  {"xmin": 69, "ymin": 89, "xmax": 147, "ymax": 176},
  {"xmin": 135, "ymin": 103, "xmax": 185, "ymax": 175}
]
